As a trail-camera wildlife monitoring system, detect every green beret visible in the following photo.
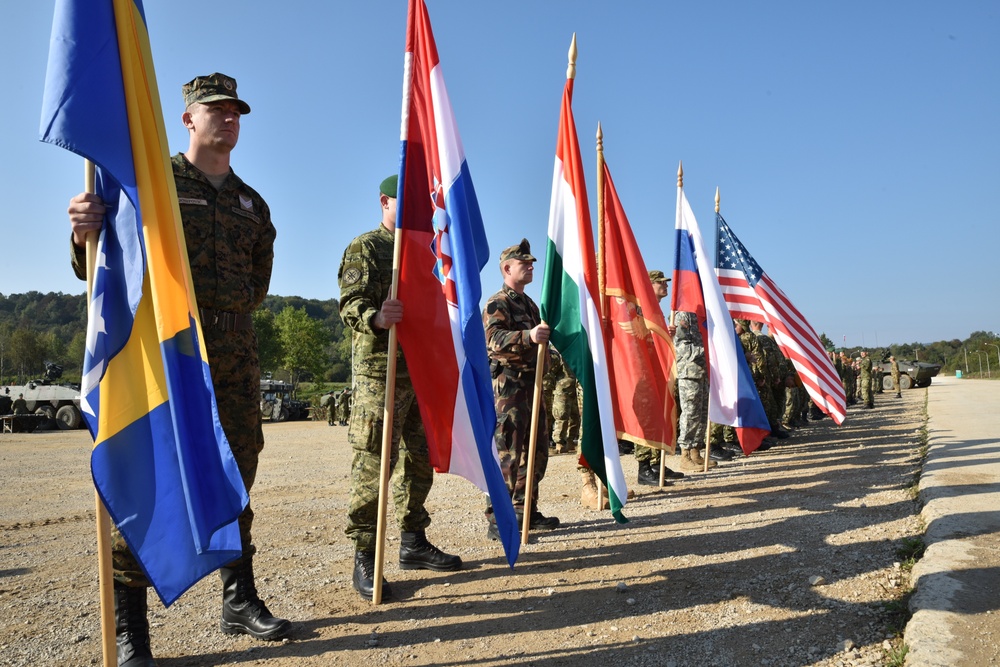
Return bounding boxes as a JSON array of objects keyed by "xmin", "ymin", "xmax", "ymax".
[
  {"xmin": 499, "ymin": 238, "xmax": 536, "ymax": 263},
  {"xmin": 648, "ymin": 270, "xmax": 670, "ymax": 283},
  {"xmin": 182, "ymin": 73, "xmax": 250, "ymax": 114},
  {"xmin": 379, "ymin": 175, "xmax": 398, "ymax": 198}
]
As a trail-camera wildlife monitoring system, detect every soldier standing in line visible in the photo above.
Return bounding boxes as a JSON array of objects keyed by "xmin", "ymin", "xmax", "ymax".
[
  {"xmin": 548, "ymin": 349, "xmax": 580, "ymax": 455},
  {"xmin": 68, "ymin": 73, "xmax": 291, "ymax": 666},
  {"xmin": 337, "ymin": 174, "xmax": 461, "ymax": 601},
  {"xmin": 890, "ymin": 355, "xmax": 902, "ymax": 398},
  {"xmin": 858, "ymin": 350, "xmax": 874, "ymax": 409},
  {"xmin": 634, "ymin": 270, "xmax": 684, "ymax": 485},
  {"xmin": 321, "ymin": 390, "xmax": 336, "ymax": 426},
  {"xmin": 11, "ymin": 393, "xmax": 28, "ymax": 415},
  {"xmin": 749, "ymin": 321, "xmax": 790, "ymax": 440},
  {"xmin": 483, "ymin": 239, "xmax": 560, "ymax": 536},
  {"xmin": 667, "ymin": 305, "xmax": 716, "ymax": 471},
  {"xmin": 339, "ymin": 387, "xmax": 352, "ymax": 426}
]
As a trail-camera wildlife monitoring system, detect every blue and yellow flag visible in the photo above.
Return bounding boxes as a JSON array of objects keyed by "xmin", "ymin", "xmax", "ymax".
[{"xmin": 40, "ymin": 0, "xmax": 248, "ymax": 606}]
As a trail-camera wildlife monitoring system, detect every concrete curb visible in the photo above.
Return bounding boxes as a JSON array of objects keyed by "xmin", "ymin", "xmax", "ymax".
[{"xmin": 903, "ymin": 374, "xmax": 1000, "ymax": 666}]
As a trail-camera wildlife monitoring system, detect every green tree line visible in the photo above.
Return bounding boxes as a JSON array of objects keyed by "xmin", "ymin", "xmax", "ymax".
[
  {"xmin": 0, "ymin": 292, "xmax": 350, "ymax": 390},
  {"xmin": 2, "ymin": 291, "xmax": 997, "ymax": 388}
]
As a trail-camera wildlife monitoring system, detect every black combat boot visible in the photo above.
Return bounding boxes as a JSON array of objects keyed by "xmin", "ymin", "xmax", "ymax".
[
  {"xmin": 353, "ymin": 550, "xmax": 392, "ymax": 600},
  {"xmin": 219, "ymin": 559, "xmax": 291, "ymax": 640},
  {"xmin": 399, "ymin": 530, "xmax": 463, "ymax": 571},
  {"xmin": 114, "ymin": 581, "xmax": 157, "ymax": 667},
  {"xmin": 637, "ymin": 461, "xmax": 667, "ymax": 486}
]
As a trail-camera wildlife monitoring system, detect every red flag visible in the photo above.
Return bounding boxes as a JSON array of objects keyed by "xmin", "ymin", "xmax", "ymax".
[{"xmin": 601, "ymin": 162, "xmax": 677, "ymax": 451}]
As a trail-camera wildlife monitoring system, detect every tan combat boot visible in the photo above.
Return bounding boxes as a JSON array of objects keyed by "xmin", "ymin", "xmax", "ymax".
[
  {"xmin": 678, "ymin": 448, "xmax": 702, "ymax": 472},
  {"xmin": 580, "ymin": 470, "xmax": 608, "ymax": 509},
  {"xmin": 689, "ymin": 447, "xmax": 718, "ymax": 469}
]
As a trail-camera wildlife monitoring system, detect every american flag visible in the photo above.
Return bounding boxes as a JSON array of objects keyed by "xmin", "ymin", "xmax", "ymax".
[{"xmin": 715, "ymin": 213, "xmax": 846, "ymax": 424}]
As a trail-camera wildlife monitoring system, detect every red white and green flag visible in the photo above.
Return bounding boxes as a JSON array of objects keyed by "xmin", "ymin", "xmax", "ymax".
[{"xmin": 540, "ymin": 45, "xmax": 628, "ymax": 522}]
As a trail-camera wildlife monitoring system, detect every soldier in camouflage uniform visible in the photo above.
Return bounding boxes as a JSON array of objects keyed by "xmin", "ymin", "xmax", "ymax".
[
  {"xmin": 749, "ymin": 321, "xmax": 790, "ymax": 439},
  {"xmin": 69, "ymin": 73, "xmax": 289, "ymax": 665},
  {"xmin": 890, "ymin": 355, "xmax": 902, "ymax": 398},
  {"xmin": 634, "ymin": 271, "xmax": 683, "ymax": 485},
  {"xmin": 337, "ymin": 175, "xmax": 461, "ymax": 601},
  {"xmin": 321, "ymin": 390, "xmax": 336, "ymax": 425},
  {"xmin": 548, "ymin": 348, "xmax": 580, "ymax": 455},
  {"xmin": 668, "ymin": 308, "xmax": 716, "ymax": 471},
  {"xmin": 483, "ymin": 239, "xmax": 560, "ymax": 535},
  {"xmin": 858, "ymin": 350, "xmax": 874, "ymax": 409},
  {"xmin": 338, "ymin": 387, "xmax": 352, "ymax": 426}
]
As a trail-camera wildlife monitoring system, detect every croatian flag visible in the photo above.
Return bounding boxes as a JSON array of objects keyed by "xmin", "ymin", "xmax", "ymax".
[
  {"xmin": 671, "ymin": 179, "xmax": 769, "ymax": 454},
  {"xmin": 715, "ymin": 214, "xmax": 846, "ymax": 424},
  {"xmin": 394, "ymin": 0, "xmax": 519, "ymax": 566}
]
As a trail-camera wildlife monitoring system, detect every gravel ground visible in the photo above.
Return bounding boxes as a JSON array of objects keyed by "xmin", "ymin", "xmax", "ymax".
[{"xmin": 0, "ymin": 390, "xmax": 926, "ymax": 667}]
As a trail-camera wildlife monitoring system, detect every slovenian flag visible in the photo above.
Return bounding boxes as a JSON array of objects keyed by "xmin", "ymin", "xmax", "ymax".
[
  {"xmin": 541, "ymin": 37, "xmax": 628, "ymax": 521},
  {"xmin": 671, "ymin": 176, "xmax": 769, "ymax": 454},
  {"xmin": 394, "ymin": 0, "xmax": 519, "ymax": 566},
  {"xmin": 40, "ymin": 0, "xmax": 248, "ymax": 605}
]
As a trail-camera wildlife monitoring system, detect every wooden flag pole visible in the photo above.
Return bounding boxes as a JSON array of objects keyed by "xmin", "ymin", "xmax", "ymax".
[
  {"xmin": 594, "ymin": 123, "xmax": 608, "ymax": 510},
  {"xmin": 522, "ymin": 340, "xmax": 547, "ymax": 544},
  {"xmin": 372, "ymin": 224, "xmax": 404, "ymax": 605},
  {"xmin": 85, "ymin": 160, "xmax": 116, "ymax": 667},
  {"xmin": 702, "ymin": 188, "xmax": 723, "ymax": 472}
]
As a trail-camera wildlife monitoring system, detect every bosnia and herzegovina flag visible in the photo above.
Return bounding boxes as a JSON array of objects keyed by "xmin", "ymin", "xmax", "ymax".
[
  {"xmin": 601, "ymin": 160, "xmax": 677, "ymax": 454},
  {"xmin": 40, "ymin": 0, "xmax": 248, "ymax": 605},
  {"xmin": 541, "ymin": 37, "xmax": 628, "ymax": 522},
  {"xmin": 671, "ymin": 178, "xmax": 769, "ymax": 455},
  {"xmin": 394, "ymin": 0, "xmax": 519, "ymax": 567}
]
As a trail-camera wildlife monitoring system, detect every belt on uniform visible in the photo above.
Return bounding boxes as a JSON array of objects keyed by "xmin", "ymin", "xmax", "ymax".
[{"xmin": 199, "ymin": 307, "xmax": 253, "ymax": 332}]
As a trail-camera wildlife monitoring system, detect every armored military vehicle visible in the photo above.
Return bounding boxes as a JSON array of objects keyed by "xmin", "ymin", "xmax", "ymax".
[
  {"xmin": 0, "ymin": 363, "xmax": 84, "ymax": 429},
  {"xmin": 878, "ymin": 359, "xmax": 941, "ymax": 390},
  {"xmin": 260, "ymin": 379, "xmax": 309, "ymax": 422}
]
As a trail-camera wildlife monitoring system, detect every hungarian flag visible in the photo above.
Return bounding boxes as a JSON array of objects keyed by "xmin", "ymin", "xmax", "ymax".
[
  {"xmin": 394, "ymin": 0, "xmax": 519, "ymax": 566},
  {"xmin": 40, "ymin": 0, "xmax": 247, "ymax": 605},
  {"xmin": 601, "ymin": 161, "xmax": 677, "ymax": 452},
  {"xmin": 715, "ymin": 213, "xmax": 846, "ymax": 423},
  {"xmin": 671, "ymin": 181, "xmax": 769, "ymax": 454},
  {"xmin": 540, "ymin": 40, "xmax": 628, "ymax": 521}
]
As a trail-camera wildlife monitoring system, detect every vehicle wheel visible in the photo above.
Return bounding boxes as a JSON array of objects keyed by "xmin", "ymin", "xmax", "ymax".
[
  {"xmin": 882, "ymin": 376, "xmax": 895, "ymax": 391},
  {"xmin": 35, "ymin": 405, "xmax": 56, "ymax": 420},
  {"xmin": 899, "ymin": 374, "xmax": 913, "ymax": 390},
  {"xmin": 274, "ymin": 407, "xmax": 289, "ymax": 423},
  {"xmin": 56, "ymin": 404, "xmax": 82, "ymax": 429}
]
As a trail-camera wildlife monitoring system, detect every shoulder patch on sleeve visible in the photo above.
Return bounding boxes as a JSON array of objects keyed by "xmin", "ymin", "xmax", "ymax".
[{"xmin": 342, "ymin": 266, "xmax": 362, "ymax": 285}]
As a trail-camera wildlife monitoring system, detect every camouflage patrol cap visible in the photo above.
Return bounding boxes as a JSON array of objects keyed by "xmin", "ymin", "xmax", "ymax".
[
  {"xmin": 499, "ymin": 238, "xmax": 536, "ymax": 263},
  {"xmin": 735, "ymin": 318, "xmax": 751, "ymax": 329},
  {"xmin": 379, "ymin": 174, "xmax": 398, "ymax": 198},
  {"xmin": 648, "ymin": 270, "xmax": 670, "ymax": 283},
  {"xmin": 182, "ymin": 73, "xmax": 251, "ymax": 114}
]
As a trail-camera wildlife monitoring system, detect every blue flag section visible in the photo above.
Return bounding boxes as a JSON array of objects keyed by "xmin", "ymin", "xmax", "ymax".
[{"xmin": 40, "ymin": 0, "xmax": 248, "ymax": 606}]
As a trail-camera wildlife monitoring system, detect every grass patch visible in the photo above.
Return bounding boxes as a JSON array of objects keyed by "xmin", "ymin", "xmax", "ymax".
[
  {"xmin": 884, "ymin": 640, "xmax": 909, "ymax": 667},
  {"xmin": 896, "ymin": 536, "xmax": 926, "ymax": 571}
]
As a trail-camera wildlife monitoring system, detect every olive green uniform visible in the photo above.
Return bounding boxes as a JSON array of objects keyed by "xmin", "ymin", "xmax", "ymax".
[
  {"xmin": 338, "ymin": 223, "xmax": 433, "ymax": 553},
  {"xmin": 73, "ymin": 153, "xmax": 276, "ymax": 585}
]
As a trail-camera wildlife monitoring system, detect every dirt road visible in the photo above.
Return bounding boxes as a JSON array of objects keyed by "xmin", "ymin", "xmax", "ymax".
[{"xmin": 0, "ymin": 393, "xmax": 926, "ymax": 666}]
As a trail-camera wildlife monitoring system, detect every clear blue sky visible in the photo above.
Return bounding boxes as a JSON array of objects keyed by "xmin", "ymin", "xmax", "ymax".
[{"xmin": 4, "ymin": 1, "xmax": 998, "ymax": 346}]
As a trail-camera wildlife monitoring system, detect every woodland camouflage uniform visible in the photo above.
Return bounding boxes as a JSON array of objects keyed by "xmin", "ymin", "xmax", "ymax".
[
  {"xmin": 483, "ymin": 284, "xmax": 549, "ymax": 515},
  {"xmin": 338, "ymin": 223, "xmax": 433, "ymax": 552},
  {"xmin": 74, "ymin": 152, "xmax": 276, "ymax": 585}
]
